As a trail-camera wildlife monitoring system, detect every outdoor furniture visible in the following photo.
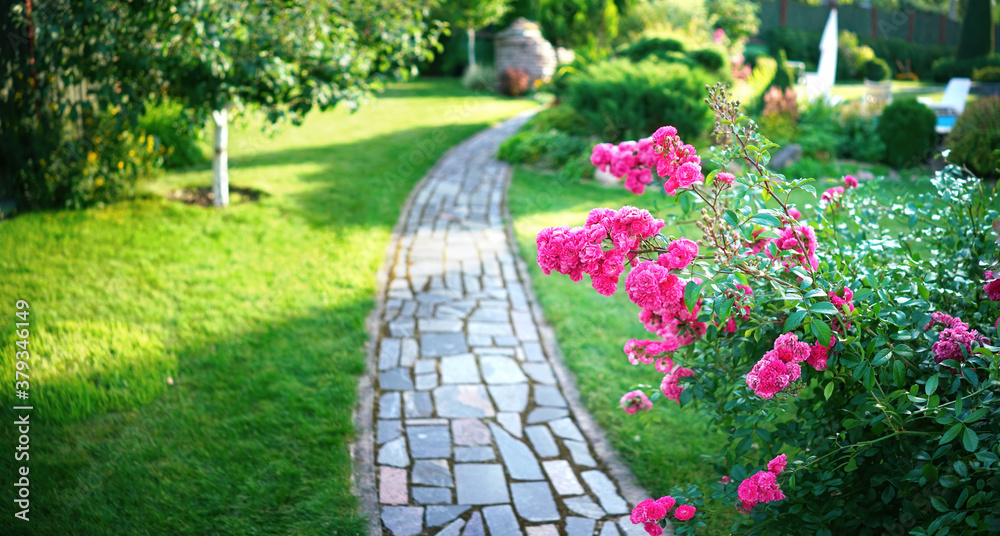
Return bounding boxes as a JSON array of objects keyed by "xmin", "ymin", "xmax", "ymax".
[
  {"xmin": 917, "ymin": 77, "xmax": 972, "ymax": 115},
  {"xmin": 918, "ymin": 78, "xmax": 971, "ymax": 134},
  {"xmin": 862, "ymin": 79, "xmax": 892, "ymax": 116}
]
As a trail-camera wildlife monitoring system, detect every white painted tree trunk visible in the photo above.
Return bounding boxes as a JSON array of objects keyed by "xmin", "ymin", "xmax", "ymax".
[
  {"xmin": 467, "ymin": 28, "xmax": 476, "ymax": 67},
  {"xmin": 211, "ymin": 108, "xmax": 230, "ymax": 208}
]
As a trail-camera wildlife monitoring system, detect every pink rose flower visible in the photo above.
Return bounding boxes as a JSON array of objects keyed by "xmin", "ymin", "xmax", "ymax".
[
  {"xmin": 844, "ymin": 175, "xmax": 858, "ymax": 188},
  {"xmin": 737, "ymin": 470, "xmax": 786, "ymax": 511},
  {"xmin": 620, "ymin": 390, "xmax": 653, "ymax": 414},
  {"xmin": 674, "ymin": 504, "xmax": 697, "ymax": 521},
  {"xmin": 767, "ymin": 454, "xmax": 787, "ymax": 474},
  {"xmin": 716, "ymin": 171, "xmax": 735, "ymax": 185}
]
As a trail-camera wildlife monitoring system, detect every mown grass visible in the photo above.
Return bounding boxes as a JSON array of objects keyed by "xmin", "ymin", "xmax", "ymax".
[{"xmin": 0, "ymin": 78, "xmax": 536, "ymax": 535}]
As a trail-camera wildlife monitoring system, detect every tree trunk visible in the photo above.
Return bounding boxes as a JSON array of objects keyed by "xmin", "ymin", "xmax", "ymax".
[
  {"xmin": 211, "ymin": 108, "xmax": 230, "ymax": 208},
  {"xmin": 467, "ymin": 28, "xmax": 476, "ymax": 68}
]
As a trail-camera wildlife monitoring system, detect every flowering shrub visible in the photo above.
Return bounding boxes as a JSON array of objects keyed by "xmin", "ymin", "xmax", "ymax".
[{"xmin": 536, "ymin": 83, "xmax": 1000, "ymax": 535}]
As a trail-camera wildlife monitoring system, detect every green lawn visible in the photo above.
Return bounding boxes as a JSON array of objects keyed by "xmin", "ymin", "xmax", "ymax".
[{"xmin": 0, "ymin": 79, "xmax": 536, "ymax": 535}]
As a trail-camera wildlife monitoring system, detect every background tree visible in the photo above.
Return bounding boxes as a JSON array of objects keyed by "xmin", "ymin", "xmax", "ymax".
[
  {"xmin": 957, "ymin": 0, "xmax": 996, "ymax": 59},
  {"xmin": 155, "ymin": 0, "xmax": 443, "ymax": 206},
  {"xmin": 706, "ymin": 0, "xmax": 760, "ymax": 42},
  {"xmin": 536, "ymin": 0, "xmax": 634, "ymax": 53},
  {"xmin": 440, "ymin": 0, "xmax": 511, "ymax": 67}
]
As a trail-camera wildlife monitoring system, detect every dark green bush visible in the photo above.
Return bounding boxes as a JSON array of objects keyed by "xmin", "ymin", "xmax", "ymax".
[
  {"xmin": 767, "ymin": 27, "xmax": 820, "ymax": 66},
  {"xmin": 973, "ymin": 66, "xmax": 1000, "ymax": 82},
  {"xmin": 522, "ymin": 104, "xmax": 589, "ymax": 134},
  {"xmin": 769, "ymin": 27, "xmax": 954, "ymax": 80},
  {"xmin": 138, "ymin": 99, "xmax": 207, "ymax": 169},
  {"xmin": 837, "ymin": 114, "xmax": 886, "ymax": 163},
  {"xmin": 877, "ymin": 99, "xmax": 937, "ymax": 168},
  {"xmin": 496, "ymin": 129, "xmax": 590, "ymax": 167},
  {"xmin": 562, "ymin": 58, "xmax": 715, "ymax": 142},
  {"xmin": 957, "ymin": 0, "xmax": 995, "ymax": 60},
  {"xmin": 864, "ymin": 58, "xmax": 891, "ymax": 81},
  {"xmin": 932, "ymin": 54, "xmax": 1000, "ymax": 82},
  {"xmin": 743, "ymin": 47, "xmax": 771, "ymax": 70},
  {"xmin": 618, "ymin": 35, "xmax": 686, "ymax": 62},
  {"xmin": 947, "ymin": 97, "xmax": 1000, "ymax": 177},
  {"xmin": 861, "ymin": 36, "xmax": 953, "ymax": 80},
  {"xmin": 689, "ymin": 47, "xmax": 727, "ymax": 73}
]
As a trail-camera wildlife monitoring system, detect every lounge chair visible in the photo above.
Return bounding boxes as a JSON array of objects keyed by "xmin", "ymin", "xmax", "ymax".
[{"xmin": 917, "ymin": 78, "xmax": 971, "ymax": 115}]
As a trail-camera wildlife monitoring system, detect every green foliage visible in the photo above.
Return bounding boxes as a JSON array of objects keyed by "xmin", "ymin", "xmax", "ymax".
[
  {"xmin": 973, "ymin": 66, "xmax": 1000, "ymax": 82},
  {"xmin": 138, "ymin": 99, "xmax": 207, "ymax": 169},
  {"xmin": 497, "ymin": 129, "xmax": 591, "ymax": 167},
  {"xmin": 705, "ymin": 0, "xmax": 760, "ymax": 42},
  {"xmin": 538, "ymin": 83, "xmax": 1000, "ymax": 535},
  {"xmin": 537, "ymin": 0, "xmax": 622, "ymax": 51},
  {"xmin": 796, "ymin": 100, "xmax": 842, "ymax": 161},
  {"xmin": 768, "ymin": 26, "xmax": 954, "ymax": 80},
  {"xmin": 877, "ymin": 99, "xmax": 937, "ymax": 168},
  {"xmin": 864, "ymin": 58, "xmax": 892, "ymax": 81},
  {"xmin": 689, "ymin": 47, "xmax": 729, "ymax": 74},
  {"xmin": 767, "ymin": 26, "xmax": 821, "ymax": 66},
  {"xmin": 947, "ymin": 97, "xmax": 1000, "ymax": 178},
  {"xmin": 0, "ymin": 79, "xmax": 537, "ymax": 536},
  {"xmin": 862, "ymin": 36, "xmax": 953, "ymax": 80},
  {"xmin": 1, "ymin": 0, "xmax": 443, "ymax": 211},
  {"xmin": 837, "ymin": 113, "xmax": 886, "ymax": 163},
  {"xmin": 498, "ymin": 67, "xmax": 531, "ymax": 96},
  {"xmin": 439, "ymin": 0, "xmax": 511, "ymax": 33},
  {"xmin": 837, "ymin": 31, "xmax": 879, "ymax": 81},
  {"xmin": 957, "ymin": 0, "xmax": 995, "ymax": 60},
  {"xmin": 932, "ymin": 54, "xmax": 1000, "ymax": 82},
  {"xmin": 463, "ymin": 63, "xmax": 498, "ymax": 91},
  {"xmin": 618, "ymin": 35, "xmax": 687, "ymax": 62},
  {"xmin": 743, "ymin": 47, "xmax": 772, "ymax": 70},
  {"xmin": 522, "ymin": 104, "xmax": 590, "ymax": 133},
  {"xmin": 562, "ymin": 58, "xmax": 715, "ymax": 142}
]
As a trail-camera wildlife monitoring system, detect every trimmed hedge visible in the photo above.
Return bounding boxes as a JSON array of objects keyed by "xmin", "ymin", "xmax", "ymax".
[
  {"xmin": 877, "ymin": 99, "xmax": 937, "ymax": 168},
  {"xmin": 562, "ymin": 58, "xmax": 715, "ymax": 142},
  {"xmin": 947, "ymin": 97, "xmax": 1000, "ymax": 177}
]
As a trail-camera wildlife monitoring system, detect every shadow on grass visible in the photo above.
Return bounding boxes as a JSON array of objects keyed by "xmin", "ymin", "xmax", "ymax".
[{"xmin": 1, "ymin": 300, "xmax": 371, "ymax": 536}]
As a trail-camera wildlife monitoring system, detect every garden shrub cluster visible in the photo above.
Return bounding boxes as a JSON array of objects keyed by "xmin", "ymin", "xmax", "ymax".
[
  {"xmin": 535, "ymin": 82, "xmax": 1000, "ymax": 535},
  {"xmin": 563, "ymin": 58, "xmax": 715, "ymax": 142},
  {"xmin": 768, "ymin": 27, "xmax": 953, "ymax": 80},
  {"xmin": 138, "ymin": 99, "xmax": 207, "ymax": 169},
  {"xmin": 946, "ymin": 97, "xmax": 1000, "ymax": 178},
  {"xmin": 932, "ymin": 55, "xmax": 1000, "ymax": 83},
  {"xmin": 877, "ymin": 99, "xmax": 938, "ymax": 169}
]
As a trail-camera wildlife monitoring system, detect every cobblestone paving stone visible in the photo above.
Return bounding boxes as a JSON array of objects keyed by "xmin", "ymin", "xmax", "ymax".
[{"xmin": 374, "ymin": 116, "xmax": 634, "ymax": 536}]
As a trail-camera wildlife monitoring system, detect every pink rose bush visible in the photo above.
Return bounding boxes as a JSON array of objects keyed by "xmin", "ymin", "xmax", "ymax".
[
  {"xmin": 737, "ymin": 455, "xmax": 789, "ymax": 512},
  {"xmin": 535, "ymin": 84, "xmax": 1000, "ymax": 534}
]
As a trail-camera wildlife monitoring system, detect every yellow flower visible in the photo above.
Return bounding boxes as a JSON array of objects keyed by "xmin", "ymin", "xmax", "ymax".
[
  {"xmin": 94, "ymin": 136, "xmax": 101, "ymax": 144},
  {"xmin": 147, "ymin": 137, "xmax": 155, "ymax": 152},
  {"xmin": 87, "ymin": 152, "xmax": 98, "ymax": 163},
  {"xmin": 129, "ymin": 150, "xmax": 136, "ymax": 157},
  {"xmin": 118, "ymin": 161, "xmax": 124, "ymax": 169},
  {"xmin": 95, "ymin": 178, "xmax": 104, "ymax": 187}
]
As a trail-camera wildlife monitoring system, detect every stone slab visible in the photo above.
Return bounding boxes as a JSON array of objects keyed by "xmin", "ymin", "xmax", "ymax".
[
  {"xmin": 543, "ymin": 460, "xmax": 585, "ymax": 496},
  {"xmin": 422, "ymin": 333, "xmax": 469, "ymax": 357},
  {"xmin": 483, "ymin": 505, "xmax": 523, "ymax": 536},
  {"xmin": 581, "ymin": 470, "xmax": 629, "ymax": 515},
  {"xmin": 382, "ymin": 506, "xmax": 423, "ymax": 536},
  {"xmin": 525, "ymin": 426, "xmax": 560, "ymax": 458},
  {"xmin": 407, "ymin": 426, "xmax": 451, "ymax": 459},
  {"xmin": 511, "ymin": 481, "xmax": 560, "ymax": 522},
  {"xmin": 489, "ymin": 422, "xmax": 543, "ymax": 480},
  {"xmin": 434, "ymin": 385, "xmax": 496, "ymax": 418},
  {"xmin": 412, "ymin": 459, "xmax": 453, "ymax": 488},
  {"xmin": 454, "ymin": 464, "xmax": 510, "ymax": 505}
]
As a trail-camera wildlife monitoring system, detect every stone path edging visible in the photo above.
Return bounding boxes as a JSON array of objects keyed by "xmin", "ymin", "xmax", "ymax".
[{"xmin": 353, "ymin": 112, "xmax": 655, "ymax": 536}]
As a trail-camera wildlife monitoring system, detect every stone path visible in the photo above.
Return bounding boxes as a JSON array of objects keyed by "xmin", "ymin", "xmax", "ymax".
[{"xmin": 359, "ymin": 114, "xmax": 648, "ymax": 536}]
